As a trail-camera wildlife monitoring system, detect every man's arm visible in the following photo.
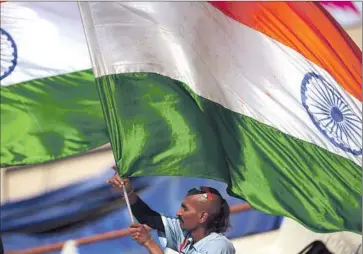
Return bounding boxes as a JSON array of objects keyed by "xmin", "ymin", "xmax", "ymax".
[
  {"xmin": 108, "ymin": 170, "xmax": 184, "ymax": 252},
  {"xmin": 108, "ymin": 173, "xmax": 165, "ymax": 232},
  {"xmin": 130, "ymin": 193, "xmax": 165, "ymax": 232},
  {"xmin": 144, "ymin": 239, "xmax": 164, "ymax": 254},
  {"xmin": 0, "ymin": 236, "xmax": 4, "ymax": 254}
]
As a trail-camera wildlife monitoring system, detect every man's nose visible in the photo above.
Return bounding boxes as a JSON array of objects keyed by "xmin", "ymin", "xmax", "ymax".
[{"xmin": 176, "ymin": 209, "xmax": 182, "ymax": 216}]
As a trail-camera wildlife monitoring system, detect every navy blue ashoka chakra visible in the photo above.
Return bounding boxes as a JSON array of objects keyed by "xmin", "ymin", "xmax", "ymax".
[
  {"xmin": 301, "ymin": 72, "xmax": 362, "ymax": 156},
  {"xmin": 1, "ymin": 28, "xmax": 18, "ymax": 81}
]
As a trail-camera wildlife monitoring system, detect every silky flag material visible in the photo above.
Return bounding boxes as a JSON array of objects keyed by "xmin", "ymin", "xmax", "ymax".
[
  {"xmin": 79, "ymin": 2, "xmax": 362, "ymax": 233},
  {"xmin": 0, "ymin": 1, "xmax": 359, "ymax": 168},
  {"xmin": 0, "ymin": 2, "xmax": 108, "ymax": 166}
]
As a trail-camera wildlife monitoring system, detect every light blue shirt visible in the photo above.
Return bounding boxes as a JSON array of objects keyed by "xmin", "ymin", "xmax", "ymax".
[{"xmin": 158, "ymin": 216, "xmax": 236, "ymax": 254}]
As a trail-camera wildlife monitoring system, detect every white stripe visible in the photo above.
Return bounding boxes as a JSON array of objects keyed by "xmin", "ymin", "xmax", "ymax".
[
  {"xmin": 80, "ymin": 2, "xmax": 362, "ymax": 166},
  {"xmin": 0, "ymin": 2, "xmax": 91, "ymax": 86}
]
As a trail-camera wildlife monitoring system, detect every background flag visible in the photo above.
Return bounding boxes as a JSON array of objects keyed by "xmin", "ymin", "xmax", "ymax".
[{"xmin": 0, "ymin": 2, "xmax": 108, "ymax": 166}]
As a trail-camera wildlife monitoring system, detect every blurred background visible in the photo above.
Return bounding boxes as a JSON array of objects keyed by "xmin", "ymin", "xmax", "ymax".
[{"xmin": 1, "ymin": 2, "xmax": 362, "ymax": 254}]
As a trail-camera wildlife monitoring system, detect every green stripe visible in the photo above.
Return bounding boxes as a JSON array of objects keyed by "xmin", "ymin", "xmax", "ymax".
[
  {"xmin": 0, "ymin": 70, "xmax": 108, "ymax": 167},
  {"xmin": 97, "ymin": 72, "xmax": 361, "ymax": 233}
]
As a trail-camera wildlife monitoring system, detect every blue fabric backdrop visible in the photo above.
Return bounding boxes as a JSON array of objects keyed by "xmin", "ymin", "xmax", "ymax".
[{"xmin": 1, "ymin": 168, "xmax": 283, "ymax": 253}]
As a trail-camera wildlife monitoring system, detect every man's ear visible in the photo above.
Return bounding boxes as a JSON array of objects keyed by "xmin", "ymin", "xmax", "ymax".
[{"xmin": 199, "ymin": 211, "xmax": 209, "ymax": 223}]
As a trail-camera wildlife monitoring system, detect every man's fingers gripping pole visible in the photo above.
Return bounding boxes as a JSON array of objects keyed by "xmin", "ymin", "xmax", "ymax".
[{"xmin": 113, "ymin": 165, "xmax": 135, "ymax": 223}]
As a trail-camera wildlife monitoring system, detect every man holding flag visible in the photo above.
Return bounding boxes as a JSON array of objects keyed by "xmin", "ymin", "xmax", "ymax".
[
  {"xmin": 80, "ymin": 0, "xmax": 361, "ymax": 237},
  {"xmin": 108, "ymin": 170, "xmax": 235, "ymax": 254}
]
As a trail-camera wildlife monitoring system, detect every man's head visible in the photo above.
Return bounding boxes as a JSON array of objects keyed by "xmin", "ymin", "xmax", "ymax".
[{"xmin": 176, "ymin": 186, "xmax": 230, "ymax": 234}]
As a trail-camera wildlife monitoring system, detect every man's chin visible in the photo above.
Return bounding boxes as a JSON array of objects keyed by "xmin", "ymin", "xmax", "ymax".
[{"xmin": 179, "ymin": 221, "xmax": 185, "ymax": 229}]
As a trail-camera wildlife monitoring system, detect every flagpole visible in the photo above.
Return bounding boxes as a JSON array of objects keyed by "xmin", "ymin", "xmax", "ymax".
[
  {"xmin": 122, "ymin": 184, "xmax": 135, "ymax": 223},
  {"xmin": 110, "ymin": 164, "xmax": 135, "ymax": 223}
]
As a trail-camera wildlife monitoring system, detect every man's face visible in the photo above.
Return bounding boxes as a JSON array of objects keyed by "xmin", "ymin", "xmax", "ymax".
[{"xmin": 176, "ymin": 195, "xmax": 203, "ymax": 232}]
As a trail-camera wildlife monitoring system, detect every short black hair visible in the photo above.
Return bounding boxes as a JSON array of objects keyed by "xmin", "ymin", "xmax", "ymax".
[{"xmin": 187, "ymin": 186, "xmax": 231, "ymax": 234}]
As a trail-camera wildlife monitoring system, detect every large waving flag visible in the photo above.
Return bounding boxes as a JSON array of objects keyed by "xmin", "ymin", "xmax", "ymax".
[
  {"xmin": 0, "ymin": 1, "xmax": 359, "ymax": 168},
  {"xmin": 79, "ymin": 2, "xmax": 362, "ymax": 233},
  {"xmin": 0, "ymin": 2, "xmax": 108, "ymax": 166}
]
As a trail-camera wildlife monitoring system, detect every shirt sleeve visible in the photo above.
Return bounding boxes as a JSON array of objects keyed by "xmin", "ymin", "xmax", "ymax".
[
  {"xmin": 130, "ymin": 196, "xmax": 164, "ymax": 232},
  {"xmin": 0, "ymin": 236, "xmax": 3, "ymax": 254},
  {"xmin": 157, "ymin": 216, "xmax": 186, "ymax": 251}
]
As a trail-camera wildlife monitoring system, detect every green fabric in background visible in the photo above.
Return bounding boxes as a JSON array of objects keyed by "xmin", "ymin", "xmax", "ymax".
[
  {"xmin": 96, "ymin": 72, "xmax": 361, "ymax": 234},
  {"xmin": 0, "ymin": 69, "xmax": 109, "ymax": 167}
]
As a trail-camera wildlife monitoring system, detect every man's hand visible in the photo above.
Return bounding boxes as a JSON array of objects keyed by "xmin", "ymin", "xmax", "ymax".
[
  {"xmin": 107, "ymin": 165, "xmax": 133, "ymax": 195},
  {"xmin": 129, "ymin": 223, "xmax": 152, "ymax": 246},
  {"xmin": 130, "ymin": 224, "xmax": 164, "ymax": 254}
]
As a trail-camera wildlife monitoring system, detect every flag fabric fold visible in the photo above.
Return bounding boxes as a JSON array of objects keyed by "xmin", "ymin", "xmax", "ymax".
[
  {"xmin": 80, "ymin": 2, "xmax": 362, "ymax": 233},
  {"xmin": 0, "ymin": 2, "xmax": 108, "ymax": 166}
]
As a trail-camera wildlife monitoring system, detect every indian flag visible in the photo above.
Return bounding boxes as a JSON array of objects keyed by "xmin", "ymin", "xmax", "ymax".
[
  {"xmin": 80, "ymin": 2, "xmax": 362, "ymax": 233},
  {"xmin": 0, "ymin": 2, "xmax": 108, "ymax": 166}
]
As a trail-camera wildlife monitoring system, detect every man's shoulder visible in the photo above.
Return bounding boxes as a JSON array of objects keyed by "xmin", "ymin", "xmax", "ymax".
[
  {"xmin": 210, "ymin": 233, "xmax": 234, "ymax": 247},
  {"xmin": 196, "ymin": 233, "xmax": 235, "ymax": 253},
  {"xmin": 209, "ymin": 233, "xmax": 232, "ymax": 241}
]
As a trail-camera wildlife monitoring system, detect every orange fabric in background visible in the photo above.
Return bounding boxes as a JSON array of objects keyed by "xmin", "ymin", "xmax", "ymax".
[{"xmin": 211, "ymin": 2, "xmax": 362, "ymax": 102}]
